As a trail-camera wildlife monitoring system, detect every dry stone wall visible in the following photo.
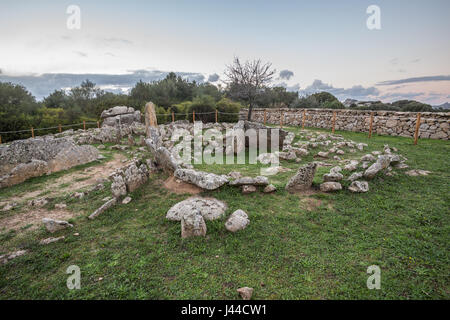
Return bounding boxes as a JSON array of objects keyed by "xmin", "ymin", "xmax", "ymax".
[{"xmin": 239, "ymin": 108, "xmax": 449, "ymax": 140}]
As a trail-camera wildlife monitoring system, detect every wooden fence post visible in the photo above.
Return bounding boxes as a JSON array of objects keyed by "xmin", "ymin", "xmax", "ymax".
[
  {"xmin": 368, "ymin": 112, "xmax": 374, "ymax": 138},
  {"xmin": 172, "ymin": 112, "xmax": 175, "ymax": 123},
  {"xmin": 31, "ymin": 127, "xmax": 34, "ymax": 138},
  {"xmin": 302, "ymin": 110, "xmax": 306, "ymax": 129},
  {"xmin": 97, "ymin": 121, "xmax": 100, "ymax": 129},
  {"xmin": 215, "ymin": 109, "xmax": 218, "ymax": 123},
  {"xmin": 280, "ymin": 109, "xmax": 283, "ymax": 128},
  {"xmin": 193, "ymin": 111, "xmax": 195, "ymax": 123},
  {"xmin": 332, "ymin": 111, "xmax": 336, "ymax": 133},
  {"xmin": 264, "ymin": 109, "xmax": 267, "ymax": 125},
  {"xmin": 414, "ymin": 112, "xmax": 421, "ymax": 145},
  {"xmin": 0, "ymin": 135, "xmax": 2, "ymax": 144},
  {"xmin": 83, "ymin": 120, "xmax": 86, "ymax": 131},
  {"xmin": 58, "ymin": 124, "xmax": 62, "ymax": 133}
]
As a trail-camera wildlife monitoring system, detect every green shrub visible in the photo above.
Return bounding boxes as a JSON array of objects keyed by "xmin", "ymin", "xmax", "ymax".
[
  {"xmin": 188, "ymin": 95, "xmax": 216, "ymax": 123},
  {"xmin": 216, "ymin": 98, "xmax": 242, "ymax": 122}
]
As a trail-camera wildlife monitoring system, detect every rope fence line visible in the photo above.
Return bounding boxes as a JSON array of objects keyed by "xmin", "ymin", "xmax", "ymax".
[{"xmin": 0, "ymin": 111, "xmax": 244, "ymax": 144}]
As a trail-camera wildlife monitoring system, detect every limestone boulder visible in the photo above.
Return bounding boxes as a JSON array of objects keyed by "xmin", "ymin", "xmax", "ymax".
[
  {"xmin": 166, "ymin": 197, "xmax": 227, "ymax": 221},
  {"xmin": 285, "ymin": 163, "xmax": 317, "ymax": 193},
  {"xmin": 225, "ymin": 210, "xmax": 250, "ymax": 232},
  {"xmin": 174, "ymin": 169, "xmax": 228, "ymax": 190}
]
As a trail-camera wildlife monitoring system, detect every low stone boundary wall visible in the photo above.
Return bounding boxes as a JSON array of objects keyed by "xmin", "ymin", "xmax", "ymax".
[{"xmin": 239, "ymin": 108, "xmax": 449, "ymax": 140}]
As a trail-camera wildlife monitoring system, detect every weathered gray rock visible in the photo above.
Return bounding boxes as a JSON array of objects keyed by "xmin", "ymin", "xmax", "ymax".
[
  {"xmin": 181, "ymin": 210, "xmax": 207, "ymax": 238},
  {"xmin": 285, "ymin": 163, "xmax": 317, "ymax": 192},
  {"xmin": 348, "ymin": 181, "xmax": 369, "ymax": 193},
  {"xmin": 174, "ymin": 169, "xmax": 228, "ymax": 190},
  {"xmin": 228, "ymin": 171, "xmax": 242, "ymax": 179},
  {"xmin": 229, "ymin": 176, "xmax": 269, "ymax": 187},
  {"xmin": 225, "ymin": 210, "xmax": 250, "ymax": 232},
  {"xmin": 122, "ymin": 196, "xmax": 132, "ymax": 204},
  {"xmin": 347, "ymin": 171, "xmax": 363, "ymax": 181},
  {"xmin": 28, "ymin": 198, "xmax": 49, "ymax": 207},
  {"xmin": 344, "ymin": 160, "xmax": 359, "ymax": 172},
  {"xmin": 154, "ymin": 147, "xmax": 180, "ymax": 174},
  {"xmin": 405, "ymin": 169, "xmax": 431, "ymax": 176},
  {"xmin": 237, "ymin": 287, "xmax": 254, "ymax": 300},
  {"xmin": 0, "ymin": 136, "xmax": 99, "ymax": 188},
  {"xmin": 88, "ymin": 198, "xmax": 117, "ymax": 220},
  {"xmin": 361, "ymin": 154, "xmax": 376, "ymax": 162},
  {"xmin": 124, "ymin": 163, "xmax": 148, "ymax": 192},
  {"xmin": 323, "ymin": 171, "xmax": 343, "ymax": 182},
  {"xmin": 166, "ymin": 197, "xmax": 227, "ymax": 221},
  {"xmin": 364, "ymin": 155, "xmax": 391, "ymax": 179},
  {"xmin": 263, "ymin": 184, "xmax": 276, "ymax": 193},
  {"xmin": 101, "ymin": 106, "xmax": 141, "ymax": 127},
  {"xmin": 0, "ymin": 250, "xmax": 27, "ymax": 265},
  {"xmin": 242, "ymin": 185, "xmax": 257, "ymax": 194},
  {"xmin": 39, "ymin": 236, "xmax": 65, "ymax": 245},
  {"xmin": 320, "ymin": 182, "xmax": 342, "ymax": 192},
  {"xmin": 111, "ymin": 175, "xmax": 127, "ymax": 199},
  {"xmin": 42, "ymin": 218, "xmax": 73, "ymax": 233},
  {"xmin": 54, "ymin": 203, "xmax": 67, "ymax": 209},
  {"xmin": 317, "ymin": 151, "xmax": 329, "ymax": 158}
]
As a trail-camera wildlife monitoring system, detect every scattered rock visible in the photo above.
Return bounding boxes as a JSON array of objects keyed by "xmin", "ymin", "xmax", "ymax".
[
  {"xmin": 263, "ymin": 184, "xmax": 276, "ymax": 193},
  {"xmin": 42, "ymin": 218, "xmax": 73, "ymax": 233},
  {"xmin": 181, "ymin": 210, "xmax": 207, "ymax": 238},
  {"xmin": 0, "ymin": 250, "xmax": 27, "ymax": 265},
  {"xmin": 285, "ymin": 163, "xmax": 317, "ymax": 193},
  {"xmin": 28, "ymin": 198, "xmax": 49, "ymax": 207},
  {"xmin": 122, "ymin": 196, "xmax": 132, "ymax": 204},
  {"xmin": 320, "ymin": 182, "xmax": 342, "ymax": 192},
  {"xmin": 166, "ymin": 197, "xmax": 227, "ymax": 221},
  {"xmin": 2, "ymin": 202, "xmax": 17, "ymax": 211},
  {"xmin": 405, "ymin": 169, "xmax": 431, "ymax": 176},
  {"xmin": 225, "ymin": 210, "xmax": 250, "ymax": 232},
  {"xmin": 344, "ymin": 160, "xmax": 359, "ymax": 172},
  {"xmin": 88, "ymin": 198, "xmax": 117, "ymax": 220},
  {"xmin": 242, "ymin": 185, "xmax": 257, "ymax": 194},
  {"xmin": 364, "ymin": 155, "xmax": 391, "ymax": 179},
  {"xmin": 39, "ymin": 236, "xmax": 65, "ymax": 245},
  {"xmin": 361, "ymin": 154, "xmax": 376, "ymax": 162},
  {"xmin": 54, "ymin": 203, "xmax": 67, "ymax": 209},
  {"xmin": 229, "ymin": 176, "xmax": 269, "ymax": 187},
  {"xmin": 316, "ymin": 151, "xmax": 329, "ymax": 158},
  {"xmin": 347, "ymin": 171, "xmax": 363, "ymax": 181},
  {"xmin": 174, "ymin": 169, "xmax": 229, "ymax": 190},
  {"xmin": 237, "ymin": 287, "xmax": 254, "ymax": 300},
  {"xmin": 348, "ymin": 181, "xmax": 369, "ymax": 193}
]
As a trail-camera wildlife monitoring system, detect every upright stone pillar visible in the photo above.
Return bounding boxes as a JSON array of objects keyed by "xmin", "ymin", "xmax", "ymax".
[{"xmin": 144, "ymin": 102, "xmax": 158, "ymax": 137}]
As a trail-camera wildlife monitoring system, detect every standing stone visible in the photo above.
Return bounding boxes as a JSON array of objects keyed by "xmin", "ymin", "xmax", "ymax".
[
  {"xmin": 144, "ymin": 102, "xmax": 158, "ymax": 134},
  {"xmin": 181, "ymin": 210, "xmax": 207, "ymax": 238},
  {"xmin": 285, "ymin": 163, "xmax": 317, "ymax": 193}
]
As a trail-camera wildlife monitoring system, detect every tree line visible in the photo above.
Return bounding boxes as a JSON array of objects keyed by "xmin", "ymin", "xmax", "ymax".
[{"xmin": 0, "ymin": 58, "xmax": 443, "ymax": 142}]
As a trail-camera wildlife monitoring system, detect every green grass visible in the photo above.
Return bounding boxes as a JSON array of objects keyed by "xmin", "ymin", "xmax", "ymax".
[{"xmin": 0, "ymin": 128, "xmax": 449, "ymax": 299}]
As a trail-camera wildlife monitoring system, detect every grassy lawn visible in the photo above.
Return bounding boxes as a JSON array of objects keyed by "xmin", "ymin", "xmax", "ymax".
[{"xmin": 0, "ymin": 127, "xmax": 449, "ymax": 299}]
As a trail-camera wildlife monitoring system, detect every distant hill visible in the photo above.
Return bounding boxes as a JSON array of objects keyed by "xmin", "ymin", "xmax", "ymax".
[{"xmin": 433, "ymin": 102, "xmax": 450, "ymax": 110}]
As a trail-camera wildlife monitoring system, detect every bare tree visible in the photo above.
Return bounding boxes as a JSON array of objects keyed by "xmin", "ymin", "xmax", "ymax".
[{"xmin": 224, "ymin": 57, "xmax": 276, "ymax": 121}]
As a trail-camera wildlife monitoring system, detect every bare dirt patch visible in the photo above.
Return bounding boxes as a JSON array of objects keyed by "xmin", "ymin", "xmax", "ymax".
[
  {"xmin": 0, "ymin": 208, "xmax": 82, "ymax": 232},
  {"xmin": 3, "ymin": 153, "xmax": 127, "ymax": 204},
  {"xmin": 163, "ymin": 176, "xmax": 202, "ymax": 195}
]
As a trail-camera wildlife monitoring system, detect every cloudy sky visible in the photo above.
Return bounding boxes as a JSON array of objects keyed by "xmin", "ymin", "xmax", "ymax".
[{"xmin": 0, "ymin": 0, "xmax": 449, "ymax": 104}]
